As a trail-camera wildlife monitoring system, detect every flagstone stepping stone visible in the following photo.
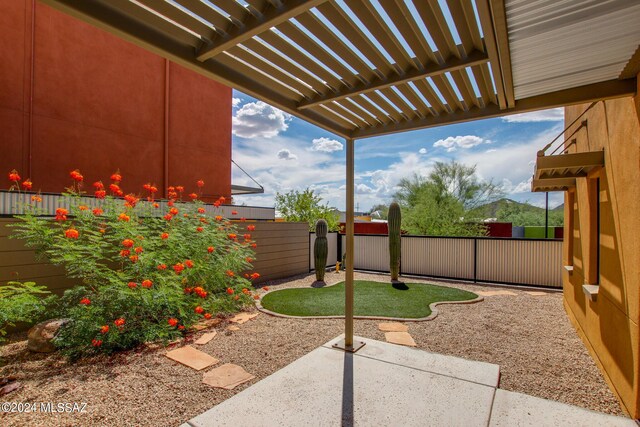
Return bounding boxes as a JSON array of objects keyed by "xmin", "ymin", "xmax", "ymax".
[
  {"xmin": 229, "ymin": 312, "xmax": 259, "ymax": 324},
  {"xmin": 192, "ymin": 318, "xmax": 222, "ymax": 331},
  {"xmin": 476, "ymin": 290, "xmax": 517, "ymax": 297},
  {"xmin": 203, "ymin": 363, "xmax": 256, "ymax": 390},
  {"xmin": 524, "ymin": 291, "xmax": 548, "ymax": 296},
  {"xmin": 226, "ymin": 325, "xmax": 240, "ymax": 331},
  {"xmin": 166, "ymin": 345, "xmax": 218, "ymax": 370},
  {"xmin": 378, "ymin": 322, "xmax": 408, "ymax": 332},
  {"xmin": 195, "ymin": 331, "xmax": 217, "ymax": 345},
  {"xmin": 384, "ymin": 331, "xmax": 417, "ymax": 347}
]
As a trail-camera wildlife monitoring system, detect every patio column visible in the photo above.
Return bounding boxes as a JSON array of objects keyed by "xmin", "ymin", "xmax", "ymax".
[{"xmin": 345, "ymin": 137, "xmax": 354, "ymax": 347}]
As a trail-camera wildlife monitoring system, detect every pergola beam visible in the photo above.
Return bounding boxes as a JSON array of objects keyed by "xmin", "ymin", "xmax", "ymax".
[
  {"xmin": 476, "ymin": 0, "xmax": 507, "ymax": 109},
  {"xmin": 351, "ymin": 79, "xmax": 637, "ymax": 139},
  {"xmin": 297, "ymin": 49, "xmax": 489, "ymax": 110},
  {"xmin": 196, "ymin": 0, "xmax": 326, "ymax": 62},
  {"xmin": 489, "ymin": 0, "xmax": 515, "ymax": 108},
  {"xmin": 38, "ymin": 0, "xmax": 351, "ymax": 139}
]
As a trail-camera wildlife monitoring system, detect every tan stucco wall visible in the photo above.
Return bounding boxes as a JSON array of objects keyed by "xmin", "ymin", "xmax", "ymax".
[{"xmin": 563, "ymin": 78, "xmax": 640, "ymax": 417}]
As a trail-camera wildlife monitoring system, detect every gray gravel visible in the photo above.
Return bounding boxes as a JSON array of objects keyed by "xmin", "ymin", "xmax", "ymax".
[{"xmin": 0, "ymin": 271, "xmax": 625, "ymax": 426}]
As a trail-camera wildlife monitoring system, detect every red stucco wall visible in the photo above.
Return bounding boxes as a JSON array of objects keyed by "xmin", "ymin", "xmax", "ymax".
[{"xmin": 0, "ymin": 0, "xmax": 231, "ymax": 200}]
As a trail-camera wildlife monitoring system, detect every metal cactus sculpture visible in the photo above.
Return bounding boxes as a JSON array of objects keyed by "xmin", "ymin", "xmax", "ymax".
[
  {"xmin": 388, "ymin": 202, "xmax": 401, "ymax": 281},
  {"xmin": 314, "ymin": 219, "xmax": 328, "ymax": 281}
]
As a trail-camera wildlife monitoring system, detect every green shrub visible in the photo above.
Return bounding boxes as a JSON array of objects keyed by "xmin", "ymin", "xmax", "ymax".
[
  {"xmin": 0, "ymin": 281, "xmax": 53, "ymax": 343},
  {"xmin": 9, "ymin": 171, "xmax": 260, "ymax": 358}
]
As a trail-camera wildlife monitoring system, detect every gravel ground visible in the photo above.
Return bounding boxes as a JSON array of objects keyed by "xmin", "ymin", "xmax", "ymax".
[{"xmin": 0, "ymin": 272, "xmax": 625, "ymax": 426}]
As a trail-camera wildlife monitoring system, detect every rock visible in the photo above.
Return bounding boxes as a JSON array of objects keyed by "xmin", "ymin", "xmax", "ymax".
[{"xmin": 27, "ymin": 319, "xmax": 69, "ymax": 353}]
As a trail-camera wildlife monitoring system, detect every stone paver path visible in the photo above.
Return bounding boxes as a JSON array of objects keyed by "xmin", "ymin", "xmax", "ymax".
[
  {"xmin": 476, "ymin": 290, "xmax": 517, "ymax": 297},
  {"xmin": 384, "ymin": 331, "xmax": 417, "ymax": 347},
  {"xmin": 378, "ymin": 322, "xmax": 409, "ymax": 332},
  {"xmin": 203, "ymin": 364, "xmax": 256, "ymax": 390},
  {"xmin": 165, "ymin": 345, "xmax": 219, "ymax": 370},
  {"xmin": 195, "ymin": 331, "xmax": 217, "ymax": 345}
]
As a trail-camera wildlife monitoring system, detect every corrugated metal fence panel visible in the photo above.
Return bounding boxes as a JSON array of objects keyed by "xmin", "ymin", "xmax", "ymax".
[
  {"xmin": 0, "ymin": 190, "xmax": 274, "ymax": 220},
  {"xmin": 342, "ymin": 235, "xmax": 389, "ymax": 271},
  {"xmin": 309, "ymin": 232, "xmax": 338, "ymax": 269},
  {"xmin": 476, "ymin": 239, "xmax": 562, "ymax": 287},
  {"xmin": 402, "ymin": 237, "xmax": 475, "ymax": 280}
]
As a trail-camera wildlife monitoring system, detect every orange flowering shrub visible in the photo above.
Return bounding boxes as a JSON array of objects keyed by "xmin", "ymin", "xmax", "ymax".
[{"xmin": 9, "ymin": 169, "xmax": 259, "ymax": 358}]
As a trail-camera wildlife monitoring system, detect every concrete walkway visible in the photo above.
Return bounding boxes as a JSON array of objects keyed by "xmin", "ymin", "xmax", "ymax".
[{"xmin": 182, "ymin": 335, "xmax": 635, "ymax": 427}]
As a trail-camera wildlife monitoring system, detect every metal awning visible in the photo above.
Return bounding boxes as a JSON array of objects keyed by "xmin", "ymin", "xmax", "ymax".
[{"xmin": 40, "ymin": 0, "xmax": 639, "ymax": 140}]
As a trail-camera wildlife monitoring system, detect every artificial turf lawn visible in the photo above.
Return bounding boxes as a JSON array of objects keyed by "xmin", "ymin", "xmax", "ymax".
[{"xmin": 260, "ymin": 280, "xmax": 478, "ymax": 318}]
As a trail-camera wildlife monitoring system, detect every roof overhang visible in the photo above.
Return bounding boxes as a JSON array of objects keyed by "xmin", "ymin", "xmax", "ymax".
[{"xmin": 38, "ymin": 0, "xmax": 639, "ymax": 140}]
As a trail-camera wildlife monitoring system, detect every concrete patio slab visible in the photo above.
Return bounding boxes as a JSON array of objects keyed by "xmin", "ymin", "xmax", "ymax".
[
  {"xmin": 323, "ymin": 335, "xmax": 500, "ymax": 387},
  {"xmin": 489, "ymin": 389, "xmax": 636, "ymax": 426},
  {"xmin": 183, "ymin": 335, "xmax": 497, "ymax": 427}
]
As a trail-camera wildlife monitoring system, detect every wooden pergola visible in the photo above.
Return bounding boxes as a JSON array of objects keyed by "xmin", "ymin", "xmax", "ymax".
[{"xmin": 39, "ymin": 0, "xmax": 639, "ymax": 351}]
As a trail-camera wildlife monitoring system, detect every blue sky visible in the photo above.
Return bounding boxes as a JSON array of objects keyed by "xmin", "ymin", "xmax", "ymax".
[{"xmin": 231, "ymin": 90, "xmax": 565, "ymax": 212}]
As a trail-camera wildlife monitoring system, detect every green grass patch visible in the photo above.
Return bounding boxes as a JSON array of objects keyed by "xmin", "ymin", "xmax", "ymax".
[{"xmin": 261, "ymin": 280, "xmax": 478, "ymax": 318}]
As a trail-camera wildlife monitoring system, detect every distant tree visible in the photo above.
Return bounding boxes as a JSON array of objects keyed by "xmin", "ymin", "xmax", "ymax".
[
  {"xmin": 369, "ymin": 203, "xmax": 389, "ymax": 220},
  {"xmin": 394, "ymin": 161, "xmax": 502, "ymax": 236},
  {"xmin": 275, "ymin": 188, "xmax": 339, "ymax": 231}
]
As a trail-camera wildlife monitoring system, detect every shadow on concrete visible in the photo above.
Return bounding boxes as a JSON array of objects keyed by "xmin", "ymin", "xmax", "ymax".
[{"xmin": 342, "ymin": 352, "xmax": 354, "ymax": 427}]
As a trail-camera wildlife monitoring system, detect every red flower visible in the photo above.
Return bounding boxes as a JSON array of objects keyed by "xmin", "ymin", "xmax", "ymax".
[
  {"xmin": 207, "ymin": 246, "xmax": 214, "ymax": 253},
  {"xmin": 219, "ymin": 196, "xmax": 226, "ymax": 203},
  {"xmin": 124, "ymin": 194, "xmax": 139, "ymax": 208},
  {"xmin": 22, "ymin": 179, "xmax": 33, "ymax": 190},
  {"xmin": 196, "ymin": 227, "xmax": 204, "ymax": 232},
  {"xmin": 153, "ymin": 203, "xmax": 159, "ymax": 208},
  {"xmin": 253, "ymin": 295, "xmax": 260, "ymax": 300},
  {"xmin": 65, "ymin": 228, "xmax": 79, "ymax": 239},
  {"xmin": 79, "ymin": 297, "xmax": 91, "ymax": 305},
  {"xmin": 228, "ymin": 233, "xmax": 237, "ymax": 240},
  {"xmin": 114, "ymin": 318, "xmax": 125, "ymax": 327},
  {"xmin": 247, "ymin": 225, "xmax": 256, "ymax": 231},
  {"xmin": 184, "ymin": 260, "xmax": 194, "ymax": 268},
  {"xmin": 141, "ymin": 279, "xmax": 152, "ymax": 288},
  {"xmin": 168, "ymin": 318, "xmax": 178, "ymax": 327},
  {"xmin": 99, "ymin": 228, "xmax": 106, "ymax": 234},
  {"xmin": 95, "ymin": 190, "xmax": 106, "ymax": 199},
  {"xmin": 173, "ymin": 263, "xmax": 185, "ymax": 274},
  {"xmin": 92, "ymin": 339, "xmax": 102, "ymax": 347},
  {"xmin": 215, "ymin": 215, "xmax": 223, "ymax": 221},
  {"xmin": 149, "ymin": 186, "xmax": 158, "ymax": 194},
  {"xmin": 240, "ymin": 217, "xmax": 246, "ymax": 222},
  {"xmin": 164, "ymin": 214, "xmax": 173, "ymax": 221},
  {"xmin": 118, "ymin": 213, "xmax": 130, "ymax": 222},
  {"xmin": 226, "ymin": 288, "xmax": 234, "ymax": 295},
  {"xmin": 234, "ymin": 295, "xmax": 240, "ymax": 301},
  {"xmin": 244, "ymin": 233, "xmax": 251, "ymax": 240},
  {"xmin": 184, "ymin": 287, "xmax": 193, "ymax": 294},
  {"xmin": 167, "ymin": 200, "xmax": 174, "ymax": 207},
  {"xmin": 194, "ymin": 286, "xmax": 207, "ymax": 298},
  {"xmin": 194, "ymin": 306, "xmax": 204, "ymax": 314},
  {"xmin": 134, "ymin": 246, "xmax": 144, "ymax": 254},
  {"xmin": 8, "ymin": 170, "xmax": 21, "ymax": 182},
  {"xmin": 231, "ymin": 210, "xmax": 238, "ymax": 215},
  {"xmin": 110, "ymin": 172, "xmax": 122, "ymax": 183},
  {"xmin": 93, "ymin": 181, "xmax": 104, "ymax": 190},
  {"xmin": 262, "ymin": 286, "xmax": 269, "ymax": 291},
  {"xmin": 251, "ymin": 243, "xmax": 257, "ymax": 249},
  {"xmin": 120, "ymin": 249, "xmax": 130, "ymax": 257},
  {"xmin": 70, "ymin": 169, "xmax": 84, "ymax": 182},
  {"xmin": 168, "ymin": 186, "xmax": 175, "ymax": 192},
  {"xmin": 197, "ymin": 207, "xmax": 205, "ymax": 214},
  {"xmin": 122, "ymin": 239, "xmax": 134, "ymax": 248},
  {"xmin": 246, "ymin": 257, "xmax": 253, "ymax": 263},
  {"xmin": 178, "ymin": 325, "xmax": 185, "ymax": 331},
  {"xmin": 189, "ymin": 193, "xmax": 198, "ymax": 200},
  {"xmin": 213, "ymin": 201, "xmax": 221, "ymax": 208},
  {"xmin": 31, "ymin": 195, "xmax": 42, "ymax": 203},
  {"xmin": 100, "ymin": 325, "xmax": 109, "ymax": 334},
  {"xmin": 226, "ymin": 270, "xmax": 234, "ymax": 277},
  {"xmin": 176, "ymin": 186, "xmax": 184, "ymax": 193},
  {"xmin": 129, "ymin": 255, "xmax": 138, "ymax": 263},
  {"xmin": 55, "ymin": 208, "xmax": 68, "ymax": 221},
  {"xmin": 203, "ymin": 313, "xmax": 211, "ymax": 320},
  {"xmin": 242, "ymin": 287, "xmax": 249, "ymax": 294},
  {"xmin": 199, "ymin": 217, "xmax": 208, "ymax": 224},
  {"xmin": 161, "ymin": 232, "xmax": 169, "ymax": 240},
  {"xmin": 143, "ymin": 183, "xmax": 151, "ymax": 191},
  {"xmin": 157, "ymin": 263, "xmax": 167, "ymax": 270},
  {"xmin": 196, "ymin": 180, "xmax": 204, "ymax": 188},
  {"xmin": 169, "ymin": 207, "xmax": 179, "ymax": 216},
  {"xmin": 251, "ymin": 273, "xmax": 261, "ymax": 280},
  {"xmin": 127, "ymin": 281, "xmax": 137, "ymax": 289},
  {"xmin": 92, "ymin": 208, "xmax": 103, "ymax": 216},
  {"xmin": 77, "ymin": 206, "xmax": 87, "ymax": 213}
]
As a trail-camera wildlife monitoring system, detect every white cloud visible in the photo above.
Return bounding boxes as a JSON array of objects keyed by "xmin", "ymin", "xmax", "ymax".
[
  {"xmin": 433, "ymin": 135, "xmax": 487, "ymax": 152},
  {"xmin": 277, "ymin": 149, "xmax": 297, "ymax": 160},
  {"xmin": 355, "ymin": 184, "xmax": 375, "ymax": 194},
  {"xmin": 232, "ymin": 101, "xmax": 291, "ymax": 138},
  {"xmin": 418, "ymin": 148, "xmax": 427, "ymax": 154},
  {"xmin": 232, "ymin": 97, "xmax": 242, "ymax": 107},
  {"xmin": 502, "ymin": 108, "xmax": 564, "ymax": 123},
  {"xmin": 501, "ymin": 177, "xmax": 532, "ymax": 194},
  {"xmin": 311, "ymin": 137, "xmax": 343, "ymax": 152}
]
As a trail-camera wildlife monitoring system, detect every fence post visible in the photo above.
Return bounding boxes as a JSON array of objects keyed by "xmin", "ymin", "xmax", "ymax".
[{"xmin": 473, "ymin": 238, "xmax": 478, "ymax": 283}]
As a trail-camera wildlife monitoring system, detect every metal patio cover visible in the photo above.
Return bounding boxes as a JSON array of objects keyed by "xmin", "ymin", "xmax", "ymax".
[{"xmin": 39, "ymin": 0, "xmax": 639, "ymax": 140}]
